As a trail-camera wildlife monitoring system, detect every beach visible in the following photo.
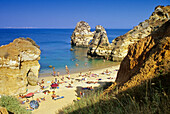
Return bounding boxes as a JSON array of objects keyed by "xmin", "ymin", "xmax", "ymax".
[{"xmin": 21, "ymin": 65, "xmax": 120, "ymax": 114}]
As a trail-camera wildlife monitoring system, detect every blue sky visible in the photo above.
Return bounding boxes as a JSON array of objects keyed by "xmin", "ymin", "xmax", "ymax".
[{"xmin": 0, "ymin": 0, "xmax": 169, "ymax": 29}]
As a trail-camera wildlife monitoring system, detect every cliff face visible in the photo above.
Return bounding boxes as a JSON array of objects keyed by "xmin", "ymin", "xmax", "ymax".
[
  {"xmin": 71, "ymin": 21, "xmax": 94, "ymax": 47},
  {"xmin": 115, "ymin": 20, "xmax": 170, "ymax": 92},
  {"xmin": 87, "ymin": 25, "xmax": 112, "ymax": 58},
  {"xmin": 0, "ymin": 38, "xmax": 41, "ymax": 95},
  {"xmin": 111, "ymin": 5, "xmax": 170, "ymax": 61}
]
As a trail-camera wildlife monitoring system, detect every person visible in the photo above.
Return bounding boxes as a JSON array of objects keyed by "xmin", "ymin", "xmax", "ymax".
[
  {"xmin": 84, "ymin": 62, "xmax": 87, "ymax": 66},
  {"xmin": 55, "ymin": 78, "xmax": 57, "ymax": 83},
  {"xmin": 76, "ymin": 63, "xmax": 79, "ymax": 67},
  {"xmin": 80, "ymin": 91, "xmax": 83, "ymax": 98},
  {"xmin": 67, "ymin": 73, "xmax": 70, "ymax": 80},
  {"xmin": 65, "ymin": 65, "xmax": 69, "ymax": 74},
  {"xmin": 57, "ymin": 71, "xmax": 60, "ymax": 77},
  {"xmin": 103, "ymin": 59, "xmax": 105, "ymax": 62},
  {"xmin": 51, "ymin": 80, "xmax": 54, "ymax": 84},
  {"xmin": 106, "ymin": 69, "xmax": 109, "ymax": 73},
  {"xmin": 79, "ymin": 72, "xmax": 82, "ymax": 77},
  {"xmin": 36, "ymin": 98, "xmax": 41, "ymax": 103},
  {"xmin": 106, "ymin": 57, "xmax": 109, "ymax": 61},
  {"xmin": 53, "ymin": 67, "xmax": 56, "ymax": 76},
  {"xmin": 82, "ymin": 92, "xmax": 85, "ymax": 97},
  {"xmin": 61, "ymin": 76, "xmax": 64, "ymax": 81},
  {"xmin": 41, "ymin": 79, "xmax": 44, "ymax": 84},
  {"xmin": 71, "ymin": 80, "xmax": 73, "ymax": 84}
]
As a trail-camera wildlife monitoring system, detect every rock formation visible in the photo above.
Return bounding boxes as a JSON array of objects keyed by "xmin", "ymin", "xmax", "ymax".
[
  {"xmin": 117, "ymin": 20, "xmax": 170, "ymax": 92},
  {"xmin": 87, "ymin": 25, "xmax": 112, "ymax": 58},
  {"xmin": 0, "ymin": 106, "xmax": 8, "ymax": 114},
  {"xmin": 111, "ymin": 5, "xmax": 170, "ymax": 61},
  {"xmin": 104, "ymin": 20, "xmax": 170, "ymax": 95},
  {"xmin": 0, "ymin": 38, "xmax": 41, "ymax": 95},
  {"xmin": 71, "ymin": 21, "xmax": 94, "ymax": 47}
]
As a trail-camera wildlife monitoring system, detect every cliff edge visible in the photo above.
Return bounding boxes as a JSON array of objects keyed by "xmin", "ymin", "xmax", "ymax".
[
  {"xmin": 0, "ymin": 38, "xmax": 41, "ymax": 95},
  {"xmin": 104, "ymin": 20, "xmax": 170, "ymax": 94},
  {"xmin": 111, "ymin": 5, "xmax": 170, "ymax": 61}
]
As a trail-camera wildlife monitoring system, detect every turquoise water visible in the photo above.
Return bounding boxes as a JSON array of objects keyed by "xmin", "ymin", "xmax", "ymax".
[{"xmin": 0, "ymin": 29, "xmax": 129, "ymax": 75}]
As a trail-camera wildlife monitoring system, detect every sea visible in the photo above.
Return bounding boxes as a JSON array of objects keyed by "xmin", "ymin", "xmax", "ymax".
[{"xmin": 0, "ymin": 29, "xmax": 130, "ymax": 76}]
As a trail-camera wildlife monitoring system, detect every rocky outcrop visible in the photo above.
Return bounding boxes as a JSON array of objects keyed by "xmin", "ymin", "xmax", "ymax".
[
  {"xmin": 87, "ymin": 25, "xmax": 112, "ymax": 58},
  {"xmin": 71, "ymin": 21, "xmax": 94, "ymax": 47},
  {"xmin": 104, "ymin": 20, "xmax": 170, "ymax": 95},
  {"xmin": 0, "ymin": 38, "xmax": 41, "ymax": 95},
  {"xmin": 115, "ymin": 20, "xmax": 170, "ymax": 92},
  {"xmin": 111, "ymin": 5, "xmax": 170, "ymax": 61},
  {"xmin": 0, "ymin": 106, "xmax": 8, "ymax": 114}
]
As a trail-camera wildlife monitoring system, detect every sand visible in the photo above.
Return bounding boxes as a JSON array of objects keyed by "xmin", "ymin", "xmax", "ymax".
[{"xmin": 20, "ymin": 65, "xmax": 120, "ymax": 114}]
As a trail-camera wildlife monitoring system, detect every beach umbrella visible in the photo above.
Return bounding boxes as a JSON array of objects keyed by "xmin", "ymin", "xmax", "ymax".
[
  {"xmin": 29, "ymin": 100, "xmax": 39, "ymax": 109},
  {"xmin": 25, "ymin": 93, "xmax": 34, "ymax": 98}
]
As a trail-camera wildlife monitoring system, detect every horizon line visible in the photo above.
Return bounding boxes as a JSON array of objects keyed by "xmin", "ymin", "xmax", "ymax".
[{"xmin": 0, "ymin": 27, "xmax": 131, "ymax": 29}]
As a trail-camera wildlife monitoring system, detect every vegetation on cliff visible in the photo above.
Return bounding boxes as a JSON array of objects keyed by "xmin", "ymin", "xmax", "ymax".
[
  {"xmin": 0, "ymin": 96, "xmax": 30, "ymax": 114},
  {"xmin": 60, "ymin": 73, "xmax": 169, "ymax": 114}
]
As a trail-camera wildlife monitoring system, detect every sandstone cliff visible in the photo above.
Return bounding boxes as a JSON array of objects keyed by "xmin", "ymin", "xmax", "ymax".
[
  {"xmin": 104, "ymin": 20, "xmax": 170, "ymax": 94},
  {"xmin": 0, "ymin": 38, "xmax": 41, "ymax": 95},
  {"xmin": 111, "ymin": 5, "xmax": 170, "ymax": 61},
  {"xmin": 87, "ymin": 25, "xmax": 112, "ymax": 58},
  {"xmin": 71, "ymin": 21, "xmax": 94, "ymax": 47}
]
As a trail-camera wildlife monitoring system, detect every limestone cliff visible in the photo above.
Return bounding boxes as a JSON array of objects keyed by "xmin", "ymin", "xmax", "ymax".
[
  {"xmin": 111, "ymin": 5, "xmax": 170, "ymax": 61},
  {"xmin": 87, "ymin": 25, "xmax": 112, "ymax": 58},
  {"xmin": 71, "ymin": 21, "xmax": 94, "ymax": 47},
  {"xmin": 104, "ymin": 20, "xmax": 170, "ymax": 95},
  {"xmin": 0, "ymin": 38, "xmax": 41, "ymax": 95}
]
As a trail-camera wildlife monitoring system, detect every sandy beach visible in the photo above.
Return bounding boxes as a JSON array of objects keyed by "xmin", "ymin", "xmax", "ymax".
[{"xmin": 19, "ymin": 65, "xmax": 120, "ymax": 114}]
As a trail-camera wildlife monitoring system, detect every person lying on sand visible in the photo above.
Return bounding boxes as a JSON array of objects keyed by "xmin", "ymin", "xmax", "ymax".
[{"xmin": 101, "ymin": 69, "xmax": 112, "ymax": 75}]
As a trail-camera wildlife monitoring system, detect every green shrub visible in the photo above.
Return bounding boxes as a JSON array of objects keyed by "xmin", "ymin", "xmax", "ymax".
[
  {"xmin": 60, "ymin": 73, "xmax": 170, "ymax": 114},
  {"xmin": 0, "ymin": 95, "xmax": 30, "ymax": 114}
]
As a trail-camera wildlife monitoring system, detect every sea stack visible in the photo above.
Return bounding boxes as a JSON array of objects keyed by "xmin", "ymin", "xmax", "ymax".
[
  {"xmin": 111, "ymin": 5, "xmax": 170, "ymax": 61},
  {"xmin": 0, "ymin": 38, "xmax": 41, "ymax": 95},
  {"xmin": 71, "ymin": 21, "xmax": 94, "ymax": 47},
  {"xmin": 87, "ymin": 25, "xmax": 112, "ymax": 59}
]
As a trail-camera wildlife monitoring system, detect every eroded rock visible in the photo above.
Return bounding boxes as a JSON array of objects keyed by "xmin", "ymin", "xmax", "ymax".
[
  {"xmin": 111, "ymin": 5, "xmax": 170, "ymax": 61},
  {"xmin": 71, "ymin": 21, "xmax": 94, "ymax": 47},
  {"xmin": 87, "ymin": 25, "xmax": 112, "ymax": 58},
  {"xmin": 104, "ymin": 20, "xmax": 170, "ymax": 95},
  {"xmin": 116, "ymin": 20, "xmax": 170, "ymax": 91},
  {"xmin": 0, "ymin": 38, "xmax": 41, "ymax": 95}
]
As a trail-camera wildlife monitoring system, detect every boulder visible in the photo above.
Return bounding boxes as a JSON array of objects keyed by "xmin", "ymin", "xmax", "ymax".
[
  {"xmin": 71, "ymin": 21, "xmax": 94, "ymax": 47},
  {"xmin": 27, "ymin": 70, "xmax": 38, "ymax": 86},
  {"xmin": 111, "ymin": 5, "xmax": 170, "ymax": 61},
  {"xmin": 0, "ymin": 38, "xmax": 41, "ymax": 95},
  {"xmin": 87, "ymin": 25, "xmax": 112, "ymax": 58}
]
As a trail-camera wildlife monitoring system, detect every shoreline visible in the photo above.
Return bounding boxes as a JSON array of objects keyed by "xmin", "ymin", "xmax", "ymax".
[
  {"xmin": 39, "ymin": 62, "xmax": 120, "ymax": 77},
  {"xmin": 24, "ymin": 64, "xmax": 120, "ymax": 114}
]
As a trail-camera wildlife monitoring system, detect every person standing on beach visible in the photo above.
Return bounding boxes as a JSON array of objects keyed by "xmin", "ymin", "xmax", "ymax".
[
  {"xmin": 65, "ymin": 65, "xmax": 69, "ymax": 74},
  {"xmin": 53, "ymin": 67, "xmax": 56, "ymax": 76},
  {"xmin": 57, "ymin": 71, "xmax": 60, "ymax": 77}
]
